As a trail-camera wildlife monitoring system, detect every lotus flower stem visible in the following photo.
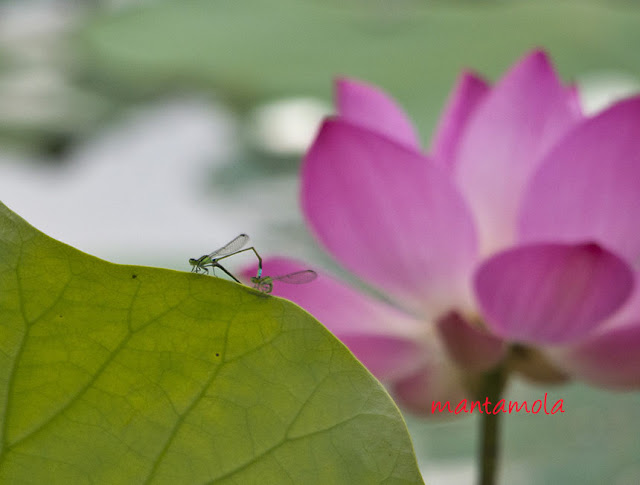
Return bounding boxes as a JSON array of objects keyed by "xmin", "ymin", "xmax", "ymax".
[{"xmin": 478, "ymin": 364, "xmax": 508, "ymax": 485}]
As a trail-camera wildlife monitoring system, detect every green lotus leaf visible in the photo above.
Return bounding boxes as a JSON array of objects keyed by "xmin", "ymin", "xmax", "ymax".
[{"xmin": 0, "ymin": 201, "xmax": 423, "ymax": 484}]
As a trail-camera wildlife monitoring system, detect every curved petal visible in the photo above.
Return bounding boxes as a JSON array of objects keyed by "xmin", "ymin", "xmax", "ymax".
[
  {"xmin": 301, "ymin": 119, "xmax": 479, "ymax": 317},
  {"xmin": 430, "ymin": 71, "xmax": 490, "ymax": 171},
  {"xmin": 239, "ymin": 257, "xmax": 427, "ymax": 382},
  {"xmin": 392, "ymin": 360, "xmax": 470, "ymax": 416},
  {"xmin": 519, "ymin": 96, "xmax": 640, "ymax": 265},
  {"xmin": 455, "ymin": 50, "xmax": 582, "ymax": 255},
  {"xmin": 599, "ymin": 270, "xmax": 640, "ymax": 332},
  {"xmin": 335, "ymin": 77, "xmax": 421, "ymax": 149},
  {"xmin": 547, "ymin": 266, "xmax": 640, "ymax": 388},
  {"xmin": 436, "ymin": 311, "xmax": 506, "ymax": 372},
  {"xmin": 549, "ymin": 323, "xmax": 640, "ymax": 389},
  {"xmin": 474, "ymin": 243, "xmax": 634, "ymax": 345}
]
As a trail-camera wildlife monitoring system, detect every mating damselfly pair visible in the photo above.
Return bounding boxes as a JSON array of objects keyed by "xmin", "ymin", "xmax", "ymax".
[{"xmin": 189, "ymin": 234, "xmax": 317, "ymax": 294}]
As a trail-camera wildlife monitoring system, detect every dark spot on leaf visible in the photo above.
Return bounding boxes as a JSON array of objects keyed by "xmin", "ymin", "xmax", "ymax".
[
  {"xmin": 216, "ymin": 353, "xmax": 220, "ymax": 357},
  {"xmin": 132, "ymin": 274, "xmax": 137, "ymax": 279}
]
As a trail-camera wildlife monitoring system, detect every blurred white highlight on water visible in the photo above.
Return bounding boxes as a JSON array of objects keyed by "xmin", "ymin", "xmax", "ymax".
[
  {"xmin": 0, "ymin": 97, "xmax": 300, "ymax": 270},
  {"xmin": 248, "ymin": 97, "xmax": 331, "ymax": 156},
  {"xmin": 577, "ymin": 71, "xmax": 640, "ymax": 116},
  {"xmin": 0, "ymin": 0, "xmax": 79, "ymax": 62}
]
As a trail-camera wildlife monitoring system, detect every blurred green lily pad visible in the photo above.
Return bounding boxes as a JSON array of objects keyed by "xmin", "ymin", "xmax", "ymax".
[
  {"xmin": 0, "ymin": 201, "xmax": 423, "ymax": 484},
  {"xmin": 82, "ymin": 0, "xmax": 640, "ymax": 135}
]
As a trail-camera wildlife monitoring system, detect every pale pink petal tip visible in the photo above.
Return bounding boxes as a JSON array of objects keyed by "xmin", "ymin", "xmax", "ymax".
[
  {"xmin": 334, "ymin": 77, "xmax": 421, "ymax": 149},
  {"xmin": 430, "ymin": 70, "xmax": 489, "ymax": 170},
  {"xmin": 240, "ymin": 257, "xmax": 426, "ymax": 382},
  {"xmin": 474, "ymin": 243, "xmax": 634, "ymax": 345},
  {"xmin": 551, "ymin": 323, "xmax": 640, "ymax": 389},
  {"xmin": 565, "ymin": 83, "xmax": 583, "ymax": 117},
  {"xmin": 436, "ymin": 312, "xmax": 506, "ymax": 372}
]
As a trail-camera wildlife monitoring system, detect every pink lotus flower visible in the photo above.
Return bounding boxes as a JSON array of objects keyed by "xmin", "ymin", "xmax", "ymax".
[{"xmin": 243, "ymin": 50, "xmax": 640, "ymax": 413}]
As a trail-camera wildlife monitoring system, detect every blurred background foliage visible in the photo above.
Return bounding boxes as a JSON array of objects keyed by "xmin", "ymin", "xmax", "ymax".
[{"xmin": 1, "ymin": 0, "xmax": 639, "ymax": 483}]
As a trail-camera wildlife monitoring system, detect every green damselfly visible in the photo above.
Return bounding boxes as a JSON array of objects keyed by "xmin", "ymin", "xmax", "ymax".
[
  {"xmin": 189, "ymin": 234, "xmax": 263, "ymax": 282},
  {"xmin": 251, "ymin": 270, "xmax": 317, "ymax": 294}
]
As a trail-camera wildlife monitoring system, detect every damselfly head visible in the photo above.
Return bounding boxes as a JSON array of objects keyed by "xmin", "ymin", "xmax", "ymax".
[
  {"xmin": 189, "ymin": 257, "xmax": 208, "ymax": 274},
  {"xmin": 250, "ymin": 276, "xmax": 273, "ymax": 293}
]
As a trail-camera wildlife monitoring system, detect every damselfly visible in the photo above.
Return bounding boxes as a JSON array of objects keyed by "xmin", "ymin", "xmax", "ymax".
[
  {"xmin": 251, "ymin": 270, "xmax": 317, "ymax": 294},
  {"xmin": 189, "ymin": 234, "xmax": 263, "ymax": 282}
]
